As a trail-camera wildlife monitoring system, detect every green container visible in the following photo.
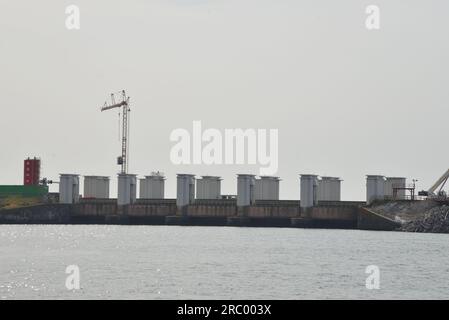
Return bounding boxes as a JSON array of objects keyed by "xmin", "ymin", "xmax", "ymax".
[{"xmin": 0, "ymin": 185, "xmax": 49, "ymax": 198}]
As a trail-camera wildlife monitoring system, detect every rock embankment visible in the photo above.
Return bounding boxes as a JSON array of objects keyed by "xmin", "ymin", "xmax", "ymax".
[
  {"xmin": 368, "ymin": 200, "xmax": 440, "ymax": 223},
  {"xmin": 367, "ymin": 200, "xmax": 449, "ymax": 233},
  {"xmin": 399, "ymin": 205, "xmax": 449, "ymax": 233}
]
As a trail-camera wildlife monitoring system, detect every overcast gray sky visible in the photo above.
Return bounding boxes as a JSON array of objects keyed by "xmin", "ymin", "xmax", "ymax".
[{"xmin": 0, "ymin": 0, "xmax": 448, "ymax": 200}]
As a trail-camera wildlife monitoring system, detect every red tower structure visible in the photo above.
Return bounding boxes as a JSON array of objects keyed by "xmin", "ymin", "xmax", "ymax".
[{"xmin": 23, "ymin": 157, "xmax": 41, "ymax": 186}]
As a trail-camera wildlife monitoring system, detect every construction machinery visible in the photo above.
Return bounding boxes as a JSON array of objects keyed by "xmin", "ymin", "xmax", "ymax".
[
  {"xmin": 101, "ymin": 90, "xmax": 131, "ymax": 174},
  {"xmin": 419, "ymin": 168, "xmax": 449, "ymax": 200}
]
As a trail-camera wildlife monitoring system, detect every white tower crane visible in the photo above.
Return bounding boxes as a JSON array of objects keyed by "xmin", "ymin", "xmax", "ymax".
[{"xmin": 100, "ymin": 90, "xmax": 131, "ymax": 174}]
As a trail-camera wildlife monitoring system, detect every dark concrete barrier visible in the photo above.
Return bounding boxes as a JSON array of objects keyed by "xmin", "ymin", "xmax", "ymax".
[
  {"xmin": 0, "ymin": 204, "xmax": 71, "ymax": 224},
  {"xmin": 0, "ymin": 200, "xmax": 399, "ymax": 232},
  {"xmin": 165, "ymin": 216, "xmax": 190, "ymax": 225},
  {"xmin": 291, "ymin": 217, "xmax": 357, "ymax": 229},
  {"xmin": 296, "ymin": 205, "xmax": 359, "ymax": 229},
  {"xmin": 227, "ymin": 216, "xmax": 251, "ymax": 227},
  {"xmin": 357, "ymin": 207, "xmax": 401, "ymax": 231},
  {"xmin": 187, "ymin": 205, "xmax": 236, "ymax": 217},
  {"xmin": 308, "ymin": 205, "xmax": 358, "ymax": 221},
  {"xmin": 248, "ymin": 205, "xmax": 300, "ymax": 218}
]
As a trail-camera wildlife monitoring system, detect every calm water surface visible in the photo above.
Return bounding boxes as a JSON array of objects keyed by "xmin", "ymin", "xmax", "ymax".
[{"xmin": 1, "ymin": 225, "xmax": 448, "ymax": 299}]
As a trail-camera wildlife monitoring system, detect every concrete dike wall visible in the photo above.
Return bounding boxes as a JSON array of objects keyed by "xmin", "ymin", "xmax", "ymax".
[
  {"xmin": 0, "ymin": 199, "xmax": 399, "ymax": 231},
  {"xmin": 357, "ymin": 207, "xmax": 401, "ymax": 231},
  {"xmin": 0, "ymin": 204, "xmax": 71, "ymax": 224},
  {"xmin": 297, "ymin": 203, "xmax": 360, "ymax": 229}
]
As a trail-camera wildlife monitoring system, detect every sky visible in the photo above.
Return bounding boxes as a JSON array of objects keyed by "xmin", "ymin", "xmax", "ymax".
[{"xmin": 0, "ymin": 0, "xmax": 448, "ymax": 200}]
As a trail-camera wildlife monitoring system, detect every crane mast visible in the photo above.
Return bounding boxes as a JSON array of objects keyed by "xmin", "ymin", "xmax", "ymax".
[{"xmin": 101, "ymin": 90, "xmax": 131, "ymax": 174}]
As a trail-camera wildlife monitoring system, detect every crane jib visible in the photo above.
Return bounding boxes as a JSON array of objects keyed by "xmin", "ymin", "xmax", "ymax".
[{"xmin": 101, "ymin": 101, "xmax": 128, "ymax": 112}]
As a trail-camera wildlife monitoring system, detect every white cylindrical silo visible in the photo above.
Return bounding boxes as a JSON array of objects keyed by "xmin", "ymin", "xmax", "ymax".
[
  {"xmin": 317, "ymin": 176, "xmax": 341, "ymax": 201},
  {"xmin": 118, "ymin": 174, "xmax": 137, "ymax": 205},
  {"xmin": 140, "ymin": 173, "xmax": 165, "ymax": 199},
  {"xmin": 83, "ymin": 176, "xmax": 110, "ymax": 199},
  {"xmin": 255, "ymin": 176, "xmax": 280, "ymax": 200},
  {"xmin": 176, "ymin": 174, "xmax": 196, "ymax": 207},
  {"xmin": 300, "ymin": 174, "xmax": 319, "ymax": 208},
  {"xmin": 366, "ymin": 175, "xmax": 386, "ymax": 204},
  {"xmin": 59, "ymin": 174, "xmax": 80, "ymax": 204},
  {"xmin": 237, "ymin": 174, "xmax": 256, "ymax": 207},
  {"xmin": 196, "ymin": 176, "xmax": 221, "ymax": 199},
  {"xmin": 384, "ymin": 177, "xmax": 406, "ymax": 200}
]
